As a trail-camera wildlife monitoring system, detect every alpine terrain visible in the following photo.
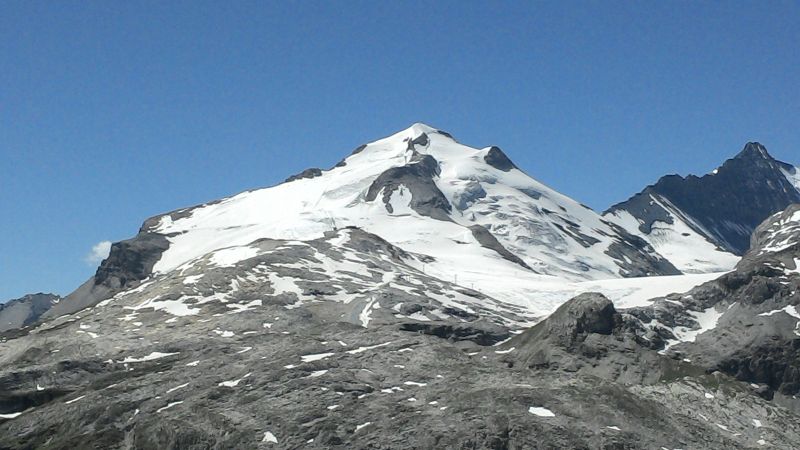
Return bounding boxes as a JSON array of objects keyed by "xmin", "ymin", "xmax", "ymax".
[{"xmin": 1, "ymin": 124, "xmax": 799, "ymax": 449}]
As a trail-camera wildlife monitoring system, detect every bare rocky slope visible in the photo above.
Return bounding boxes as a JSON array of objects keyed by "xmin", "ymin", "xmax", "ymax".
[{"xmin": 1, "ymin": 205, "xmax": 800, "ymax": 449}]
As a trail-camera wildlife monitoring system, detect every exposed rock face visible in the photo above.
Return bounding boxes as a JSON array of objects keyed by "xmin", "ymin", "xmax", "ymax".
[
  {"xmin": 608, "ymin": 143, "xmax": 800, "ymax": 255},
  {"xmin": 365, "ymin": 153, "xmax": 453, "ymax": 221},
  {"xmin": 483, "ymin": 146, "xmax": 517, "ymax": 172},
  {"xmin": 468, "ymin": 224, "xmax": 532, "ymax": 270},
  {"xmin": 40, "ymin": 231, "xmax": 170, "ymax": 322},
  {"xmin": 284, "ymin": 167, "xmax": 323, "ymax": 183},
  {"xmin": 625, "ymin": 204, "xmax": 800, "ymax": 406},
  {"xmin": 603, "ymin": 222, "xmax": 681, "ymax": 277},
  {"xmin": 0, "ymin": 294, "xmax": 60, "ymax": 333},
  {"xmin": 509, "ymin": 293, "xmax": 668, "ymax": 384}
]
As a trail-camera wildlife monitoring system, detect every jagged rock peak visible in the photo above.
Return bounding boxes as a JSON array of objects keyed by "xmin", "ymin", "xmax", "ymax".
[{"xmin": 734, "ymin": 141, "xmax": 772, "ymax": 161}]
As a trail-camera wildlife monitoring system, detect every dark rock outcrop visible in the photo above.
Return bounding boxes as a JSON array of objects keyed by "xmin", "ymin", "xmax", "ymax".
[
  {"xmin": 484, "ymin": 146, "xmax": 517, "ymax": 172},
  {"xmin": 510, "ymin": 293, "xmax": 667, "ymax": 383},
  {"xmin": 0, "ymin": 294, "xmax": 60, "ymax": 333},
  {"xmin": 468, "ymin": 225, "xmax": 532, "ymax": 270},
  {"xmin": 365, "ymin": 154, "xmax": 452, "ymax": 221},
  {"xmin": 607, "ymin": 142, "xmax": 800, "ymax": 254},
  {"xmin": 284, "ymin": 168, "xmax": 323, "ymax": 183}
]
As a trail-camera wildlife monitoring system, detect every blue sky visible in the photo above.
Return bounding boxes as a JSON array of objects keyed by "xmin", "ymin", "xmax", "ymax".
[{"xmin": 2, "ymin": 1, "xmax": 799, "ymax": 301}]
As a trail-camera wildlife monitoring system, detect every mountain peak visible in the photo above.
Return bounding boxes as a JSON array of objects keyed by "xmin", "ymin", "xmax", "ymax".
[
  {"xmin": 734, "ymin": 142, "xmax": 772, "ymax": 161},
  {"xmin": 379, "ymin": 122, "xmax": 455, "ymax": 145}
]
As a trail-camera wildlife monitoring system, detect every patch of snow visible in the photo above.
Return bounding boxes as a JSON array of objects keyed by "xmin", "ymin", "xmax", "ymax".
[
  {"xmin": 182, "ymin": 275, "xmax": 204, "ymax": 284},
  {"xmin": 166, "ymin": 383, "xmax": 189, "ymax": 393},
  {"xmin": 65, "ymin": 395, "xmax": 86, "ymax": 405},
  {"xmin": 261, "ymin": 431, "xmax": 278, "ymax": 443},
  {"xmin": 218, "ymin": 373, "xmax": 251, "ymax": 387},
  {"xmin": 494, "ymin": 347, "xmax": 515, "ymax": 354},
  {"xmin": 156, "ymin": 401, "xmax": 183, "ymax": 413},
  {"xmin": 209, "ymin": 246, "xmax": 260, "ymax": 267},
  {"xmin": 346, "ymin": 342, "xmax": 392, "ymax": 354},
  {"xmin": 528, "ymin": 406, "xmax": 555, "ymax": 417},
  {"xmin": 301, "ymin": 352, "xmax": 335, "ymax": 363},
  {"xmin": 118, "ymin": 352, "xmax": 179, "ymax": 363}
]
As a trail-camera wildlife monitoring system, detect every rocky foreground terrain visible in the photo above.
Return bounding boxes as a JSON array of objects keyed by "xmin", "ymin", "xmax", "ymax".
[{"xmin": 0, "ymin": 205, "xmax": 799, "ymax": 449}]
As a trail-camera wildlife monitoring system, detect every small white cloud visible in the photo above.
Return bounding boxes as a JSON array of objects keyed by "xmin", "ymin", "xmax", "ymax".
[{"xmin": 85, "ymin": 240, "xmax": 112, "ymax": 265}]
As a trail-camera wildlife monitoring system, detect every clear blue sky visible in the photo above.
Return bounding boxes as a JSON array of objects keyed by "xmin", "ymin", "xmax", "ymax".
[{"xmin": 2, "ymin": 1, "xmax": 798, "ymax": 301}]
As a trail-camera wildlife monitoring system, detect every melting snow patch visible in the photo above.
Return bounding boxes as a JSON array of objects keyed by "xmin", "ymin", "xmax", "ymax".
[
  {"xmin": 403, "ymin": 381, "xmax": 427, "ymax": 387},
  {"xmin": 186, "ymin": 360, "xmax": 200, "ymax": 367},
  {"xmin": 307, "ymin": 370, "xmax": 329, "ymax": 378},
  {"xmin": 65, "ymin": 395, "xmax": 86, "ymax": 405},
  {"xmin": 494, "ymin": 347, "xmax": 515, "ymax": 354},
  {"xmin": 183, "ymin": 275, "xmax": 204, "ymax": 284},
  {"xmin": 0, "ymin": 412, "xmax": 23, "ymax": 419},
  {"xmin": 237, "ymin": 347, "xmax": 253, "ymax": 354},
  {"xmin": 662, "ymin": 305, "xmax": 725, "ymax": 352},
  {"xmin": 301, "ymin": 352, "xmax": 335, "ymax": 362},
  {"xmin": 355, "ymin": 422, "xmax": 371, "ymax": 432},
  {"xmin": 218, "ymin": 373, "xmax": 251, "ymax": 387},
  {"xmin": 130, "ymin": 297, "xmax": 200, "ymax": 317},
  {"xmin": 346, "ymin": 342, "xmax": 392, "ymax": 354},
  {"xmin": 606, "ymin": 426, "xmax": 621, "ymax": 431},
  {"xmin": 704, "ymin": 393, "xmax": 714, "ymax": 399},
  {"xmin": 359, "ymin": 298, "xmax": 377, "ymax": 327},
  {"xmin": 118, "ymin": 352, "xmax": 179, "ymax": 363},
  {"xmin": 759, "ymin": 305, "xmax": 800, "ymax": 319},
  {"xmin": 210, "ymin": 246, "xmax": 260, "ymax": 267},
  {"xmin": 753, "ymin": 419, "xmax": 762, "ymax": 428},
  {"xmin": 327, "ymin": 404, "xmax": 340, "ymax": 410},
  {"xmin": 166, "ymin": 383, "xmax": 189, "ymax": 393},
  {"xmin": 528, "ymin": 406, "xmax": 555, "ymax": 417},
  {"xmin": 261, "ymin": 431, "xmax": 278, "ymax": 443},
  {"xmin": 212, "ymin": 330, "xmax": 235, "ymax": 338},
  {"xmin": 156, "ymin": 401, "xmax": 183, "ymax": 413}
]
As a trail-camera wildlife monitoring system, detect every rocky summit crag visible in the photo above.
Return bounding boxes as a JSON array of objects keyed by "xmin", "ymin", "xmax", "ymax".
[{"xmin": 1, "ymin": 124, "xmax": 799, "ymax": 449}]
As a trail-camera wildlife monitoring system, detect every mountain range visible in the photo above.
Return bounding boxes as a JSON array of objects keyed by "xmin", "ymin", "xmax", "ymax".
[{"xmin": 1, "ymin": 124, "xmax": 799, "ymax": 449}]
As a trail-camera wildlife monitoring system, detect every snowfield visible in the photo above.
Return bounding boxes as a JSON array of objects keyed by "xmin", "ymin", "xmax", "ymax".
[{"xmin": 139, "ymin": 124, "xmax": 727, "ymax": 319}]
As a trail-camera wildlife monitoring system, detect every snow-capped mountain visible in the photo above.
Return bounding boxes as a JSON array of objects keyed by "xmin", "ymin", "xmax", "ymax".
[
  {"xmin": 123, "ymin": 124, "xmax": 673, "ymax": 306},
  {"xmin": 605, "ymin": 142, "xmax": 800, "ymax": 273},
  {"xmin": 4, "ymin": 124, "xmax": 800, "ymax": 449}
]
